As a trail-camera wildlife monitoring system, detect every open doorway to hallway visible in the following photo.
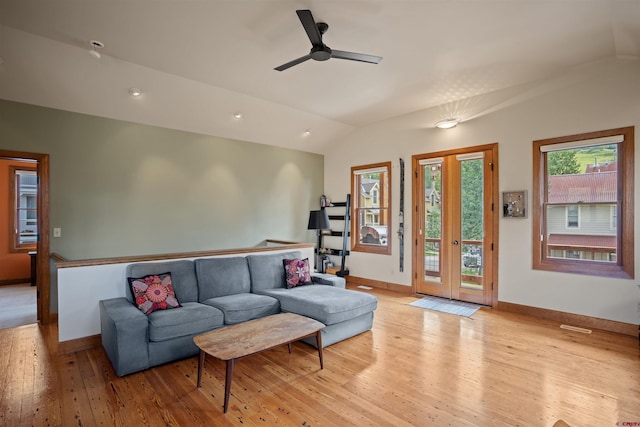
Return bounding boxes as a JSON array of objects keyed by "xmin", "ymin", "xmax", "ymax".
[
  {"xmin": 0, "ymin": 150, "xmax": 51, "ymax": 326},
  {"xmin": 0, "ymin": 158, "xmax": 38, "ymax": 328}
]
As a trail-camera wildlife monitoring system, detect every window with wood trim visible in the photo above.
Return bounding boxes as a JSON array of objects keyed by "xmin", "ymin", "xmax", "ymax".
[
  {"xmin": 351, "ymin": 162, "xmax": 392, "ymax": 255},
  {"xmin": 532, "ymin": 127, "xmax": 634, "ymax": 278},
  {"xmin": 9, "ymin": 166, "xmax": 37, "ymax": 252}
]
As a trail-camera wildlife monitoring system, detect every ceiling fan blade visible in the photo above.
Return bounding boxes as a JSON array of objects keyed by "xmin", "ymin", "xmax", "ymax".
[
  {"xmin": 331, "ymin": 50, "xmax": 383, "ymax": 64},
  {"xmin": 296, "ymin": 9, "xmax": 323, "ymax": 46},
  {"xmin": 274, "ymin": 54, "xmax": 312, "ymax": 71}
]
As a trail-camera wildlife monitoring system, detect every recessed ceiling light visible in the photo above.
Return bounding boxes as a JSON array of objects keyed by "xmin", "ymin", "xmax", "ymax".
[
  {"xmin": 233, "ymin": 112, "xmax": 242, "ymax": 119},
  {"xmin": 128, "ymin": 87, "xmax": 142, "ymax": 97},
  {"xmin": 88, "ymin": 40, "xmax": 104, "ymax": 59},
  {"xmin": 435, "ymin": 118, "xmax": 459, "ymax": 129}
]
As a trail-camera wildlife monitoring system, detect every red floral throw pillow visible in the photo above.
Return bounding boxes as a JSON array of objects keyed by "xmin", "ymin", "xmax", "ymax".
[
  {"xmin": 128, "ymin": 272, "xmax": 181, "ymax": 315},
  {"xmin": 283, "ymin": 258, "xmax": 312, "ymax": 289}
]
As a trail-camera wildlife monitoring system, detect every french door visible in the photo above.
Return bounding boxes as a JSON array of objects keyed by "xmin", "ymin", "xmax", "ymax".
[{"xmin": 412, "ymin": 144, "xmax": 498, "ymax": 306}]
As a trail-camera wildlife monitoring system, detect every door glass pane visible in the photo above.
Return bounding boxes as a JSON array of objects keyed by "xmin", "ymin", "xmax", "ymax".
[
  {"xmin": 423, "ymin": 163, "xmax": 442, "ymax": 281},
  {"xmin": 460, "ymin": 159, "xmax": 484, "ymax": 290},
  {"xmin": 544, "ymin": 144, "xmax": 618, "ymax": 263}
]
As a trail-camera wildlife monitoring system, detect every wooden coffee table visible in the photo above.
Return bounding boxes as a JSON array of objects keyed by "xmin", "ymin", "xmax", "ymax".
[{"xmin": 193, "ymin": 313, "xmax": 325, "ymax": 413}]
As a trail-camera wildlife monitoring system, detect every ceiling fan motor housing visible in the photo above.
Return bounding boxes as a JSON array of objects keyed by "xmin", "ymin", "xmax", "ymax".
[{"xmin": 311, "ymin": 45, "xmax": 332, "ymax": 61}]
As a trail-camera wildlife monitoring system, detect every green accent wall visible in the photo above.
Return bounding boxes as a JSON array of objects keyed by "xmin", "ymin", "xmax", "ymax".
[{"xmin": 0, "ymin": 99, "xmax": 323, "ymax": 260}]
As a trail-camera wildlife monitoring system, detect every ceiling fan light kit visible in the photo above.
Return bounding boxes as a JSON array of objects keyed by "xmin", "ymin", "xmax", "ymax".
[
  {"xmin": 435, "ymin": 118, "xmax": 460, "ymax": 129},
  {"xmin": 275, "ymin": 9, "xmax": 382, "ymax": 71}
]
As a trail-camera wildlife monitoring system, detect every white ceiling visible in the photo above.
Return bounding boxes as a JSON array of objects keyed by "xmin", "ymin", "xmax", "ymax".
[{"xmin": 1, "ymin": 1, "xmax": 639, "ymax": 154}]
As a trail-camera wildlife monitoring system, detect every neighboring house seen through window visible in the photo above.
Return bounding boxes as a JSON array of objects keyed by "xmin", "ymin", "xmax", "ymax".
[
  {"xmin": 532, "ymin": 127, "xmax": 634, "ymax": 279},
  {"xmin": 351, "ymin": 162, "xmax": 391, "ymax": 255}
]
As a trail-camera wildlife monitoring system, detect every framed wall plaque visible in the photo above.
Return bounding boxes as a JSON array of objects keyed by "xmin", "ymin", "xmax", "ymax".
[{"xmin": 502, "ymin": 190, "xmax": 526, "ymax": 218}]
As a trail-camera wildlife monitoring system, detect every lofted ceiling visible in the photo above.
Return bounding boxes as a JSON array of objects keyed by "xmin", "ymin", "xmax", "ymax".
[{"xmin": 0, "ymin": 1, "xmax": 639, "ymax": 154}]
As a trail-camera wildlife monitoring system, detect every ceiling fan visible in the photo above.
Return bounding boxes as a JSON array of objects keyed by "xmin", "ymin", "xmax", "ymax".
[{"xmin": 275, "ymin": 9, "xmax": 383, "ymax": 71}]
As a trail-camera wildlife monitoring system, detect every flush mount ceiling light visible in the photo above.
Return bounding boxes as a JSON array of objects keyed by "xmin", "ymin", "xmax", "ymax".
[
  {"xmin": 435, "ymin": 118, "xmax": 460, "ymax": 129},
  {"xmin": 303, "ymin": 129, "xmax": 312, "ymax": 136},
  {"xmin": 435, "ymin": 118, "xmax": 459, "ymax": 129},
  {"xmin": 128, "ymin": 87, "xmax": 142, "ymax": 97},
  {"xmin": 233, "ymin": 112, "xmax": 242, "ymax": 119},
  {"xmin": 88, "ymin": 40, "xmax": 104, "ymax": 59}
]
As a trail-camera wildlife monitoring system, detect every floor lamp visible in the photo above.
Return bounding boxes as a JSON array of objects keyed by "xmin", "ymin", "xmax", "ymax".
[{"xmin": 307, "ymin": 210, "xmax": 330, "ymax": 273}]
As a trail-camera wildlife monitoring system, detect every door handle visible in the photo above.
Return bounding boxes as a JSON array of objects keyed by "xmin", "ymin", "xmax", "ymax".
[{"xmin": 453, "ymin": 240, "xmax": 459, "ymax": 245}]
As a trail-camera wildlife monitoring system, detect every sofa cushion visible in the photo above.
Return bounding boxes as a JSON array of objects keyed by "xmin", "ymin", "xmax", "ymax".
[
  {"xmin": 283, "ymin": 258, "xmax": 312, "ymax": 288},
  {"xmin": 148, "ymin": 302, "xmax": 224, "ymax": 342},
  {"xmin": 247, "ymin": 251, "xmax": 302, "ymax": 292},
  {"xmin": 126, "ymin": 260, "xmax": 198, "ymax": 304},
  {"xmin": 195, "ymin": 257, "xmax": 251, "ymax": 300},
  {"xmin": 259, "ymin": 285, "xmax": 378, "ymax": 326},
  {"xmin": 311, "ymin": 273, "xmax": 346, "ymax": 288},
  {"xmin": 128, "ymin": 272, "xmax": 181, "ymax": 315},
  {"xmin": 201, "ymin": 293, "xmax": 280, "ymax": 325}
]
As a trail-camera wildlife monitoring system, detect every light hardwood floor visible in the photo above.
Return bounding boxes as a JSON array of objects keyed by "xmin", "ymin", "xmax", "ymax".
[
  {"xmin": 1, "ymin": 287, "xmax": 638, "ymax": 426},
  {"xmin": 0, "ymin": 283, "xmax": 37, "ymax": 329}
]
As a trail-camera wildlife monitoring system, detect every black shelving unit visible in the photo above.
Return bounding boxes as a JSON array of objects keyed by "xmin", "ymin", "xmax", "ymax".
[{"xmin": 319, "ymin": 194, "xmax": 351, "ymax": 277}]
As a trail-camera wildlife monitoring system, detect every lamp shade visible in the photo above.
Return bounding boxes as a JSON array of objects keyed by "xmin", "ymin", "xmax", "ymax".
[{"xmin": 307, "ymin": 210, "xmax": 330, "ymax": 230}]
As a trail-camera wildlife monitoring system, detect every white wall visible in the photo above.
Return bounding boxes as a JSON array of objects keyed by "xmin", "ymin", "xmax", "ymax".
[
  {"xmin": 323, "ymin": 58, "xmax": 640, "ymax": 325},
  {"xmin": 57, "ymin": 246, "xmax": 314, "ymax": 342}
]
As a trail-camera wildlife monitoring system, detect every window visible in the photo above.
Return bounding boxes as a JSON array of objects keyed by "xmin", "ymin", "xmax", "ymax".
[
  {"xmin": 351, "ymin": 162, "xmax": 391, "ymax": 254},
  {"xmin": 610, "ymin": 206, "xmax": 617, "ymax": 230},
  {"xmin": 566, "ymin": 250, "xmax": 580, "ymax": 259},
  {"xmin": 532, "ymin": 127, "xmax": 634, "ymax": 279},
  {"xmin": 9, "ymin": 166, "xmax": 38, "ymax": 252},
  {"xmin": 566, "ymin": 205, "xmax": 579, "ymax": 228}
]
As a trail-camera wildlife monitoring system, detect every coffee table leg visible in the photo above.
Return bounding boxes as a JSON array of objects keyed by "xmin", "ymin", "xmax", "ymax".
[
  {"xmin": 287, "ymin": 342, "xmax": 292, "ymax": 353},
  {"xmin": 223, "ymin": 359, "xmax": 235, "ymax": 413},
  {"xmin": 316, "ymin": 330, "xmax": 324, "ymax": 369},
  {"xmin": 197, "ymin": 350, "xmax": 205, "ymax": 388}
]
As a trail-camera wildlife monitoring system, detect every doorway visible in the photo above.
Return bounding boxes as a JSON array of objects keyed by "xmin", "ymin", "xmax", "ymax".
[
  {"xmin": 412, "ymin": 144, "xmax": 498, "ymax": 306},
  {"xmin": 0, "ymin": 150, "xmax": 50, "ymax": 324}
]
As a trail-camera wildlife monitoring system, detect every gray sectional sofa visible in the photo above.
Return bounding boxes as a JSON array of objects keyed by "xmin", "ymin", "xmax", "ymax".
[{"xmin": 99, "ymin": 251, "xmax": 377, "ymax": 376}]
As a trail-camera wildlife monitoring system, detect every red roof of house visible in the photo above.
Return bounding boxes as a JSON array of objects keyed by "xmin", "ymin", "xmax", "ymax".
[
  {"xmin": 548, "ymin": 171, "xmax": 616, "ymax": 203},
  {"xmin": 548, "ymin": 234, "xmax": 616, "ymax": 250},
  {"xmin": 585, "ymin": 161, "xmax": 616, "ymax": 173}
]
